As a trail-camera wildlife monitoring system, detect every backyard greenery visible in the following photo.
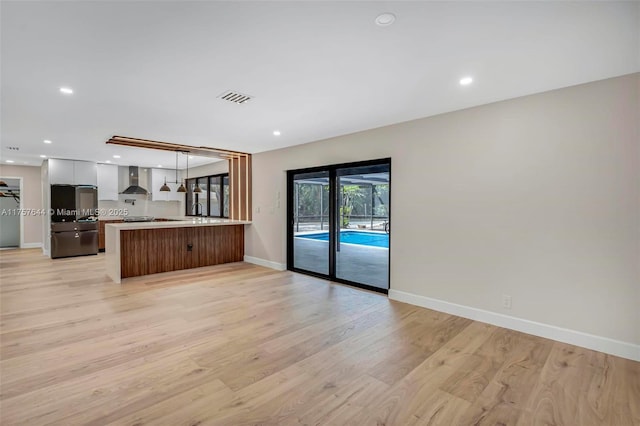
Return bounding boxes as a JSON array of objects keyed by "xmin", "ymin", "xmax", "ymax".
[{"xmin": 294, "ymin": 183, "xmax": 389, "ymax": 228}]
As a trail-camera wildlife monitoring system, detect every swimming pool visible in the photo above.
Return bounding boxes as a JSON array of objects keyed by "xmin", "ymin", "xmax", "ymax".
[{"xmin": 297, "ymin": 231, "xmax": 389, "ymax": 248}]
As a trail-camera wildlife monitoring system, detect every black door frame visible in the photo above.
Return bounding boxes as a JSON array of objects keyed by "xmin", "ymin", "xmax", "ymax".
[{"xmin": 286, "ymin": 158, "xmax": 391, "ymax": 294}]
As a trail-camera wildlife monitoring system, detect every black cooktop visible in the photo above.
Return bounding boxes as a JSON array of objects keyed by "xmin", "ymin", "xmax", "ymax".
[{"xmin": 122, "ymin": 216, "xmax": 155, "ymax": 222}]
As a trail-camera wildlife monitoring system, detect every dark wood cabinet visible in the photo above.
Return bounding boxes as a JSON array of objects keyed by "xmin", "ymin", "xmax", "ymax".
[{"xmin": 119, "ymin": 225, "xmax": 244, "ymax": 278}]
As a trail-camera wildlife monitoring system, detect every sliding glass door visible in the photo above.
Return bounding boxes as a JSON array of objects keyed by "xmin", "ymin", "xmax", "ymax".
[
  {"xmin": 288, "ymin": 159, "xmax": 390, "ymax": 292},
  {"xmin": 335, "ymin": 164, "xmax": 390, "ymax": 288},
  {"xmin": 290, "ymin": 170, "xmax": 330, "ymax": 275}
]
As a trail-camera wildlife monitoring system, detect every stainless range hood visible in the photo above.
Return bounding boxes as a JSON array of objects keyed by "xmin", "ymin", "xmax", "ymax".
[{"xmin": 121, "ymin": 166, "xmax": 149, "ymax": 195}]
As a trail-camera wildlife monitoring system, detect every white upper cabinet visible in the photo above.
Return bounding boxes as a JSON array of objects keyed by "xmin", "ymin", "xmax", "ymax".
[
  {"xmin": 73, "ymin": 161, "xmax": 98, "ymax": 186},
  {"xmin": 48, "ymin": 159, "xmax": 75, "ymax": 184},
  {"xmin": 48, "ymin": 159, "xmax": 97, "ymax": 185},
  {"xmin": 97, "ymin": 164, "xmax": 119, "ymax": 200},
  {"xmin": 149, "ymin": 168, "xmax": 184, "ymax": 201}
]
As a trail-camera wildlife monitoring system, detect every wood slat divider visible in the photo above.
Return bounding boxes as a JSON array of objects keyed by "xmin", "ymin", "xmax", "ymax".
[
  {"xmin": 106, "ymin": 136, "xmax": 250, "ymax": 158},
  {"xmin": 229, "ymin": 154, "xmax": 251, "ymax": 221},
  {"xmin": 106, "ymin": 135, "xmax": 252, "ymax": 222}
]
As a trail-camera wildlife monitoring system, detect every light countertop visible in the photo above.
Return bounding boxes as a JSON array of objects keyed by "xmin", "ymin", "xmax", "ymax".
[{"xmin": 105, "ymin": 217, "xmax": 251, "ymax": 230}]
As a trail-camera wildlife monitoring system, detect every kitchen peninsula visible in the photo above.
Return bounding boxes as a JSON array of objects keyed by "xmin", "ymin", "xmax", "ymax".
[{"xmin": 105, "ymin": 218, "xmax": 250, "ymax": 283}]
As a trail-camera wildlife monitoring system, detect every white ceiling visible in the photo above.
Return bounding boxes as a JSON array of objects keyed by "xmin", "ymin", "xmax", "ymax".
[{"xmin": 1, "ymin": 1, "xmax": 638, "ymax": 169}]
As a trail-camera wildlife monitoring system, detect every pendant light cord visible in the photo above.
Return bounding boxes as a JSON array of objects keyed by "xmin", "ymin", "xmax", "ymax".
[{"xmin": 175, "ymin": 151, "xmax": 179, "ymax": 184}]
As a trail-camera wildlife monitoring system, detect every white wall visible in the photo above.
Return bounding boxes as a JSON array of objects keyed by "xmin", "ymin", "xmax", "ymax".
[
  {"xmin": 246, "ymin": 73, "xmax": 639, "ymax": 353},
  {"xmin": 188, "ymin": 160, "xmax": 228, "ymax": 178},
  {"xmin": 104, "ymin": 166, "xmax": 184, "ymax": 218},
  {"xmin": 98, "ymin": 199, "xmax": 182, "ymax": 219},
  {"xmin": 0, "ymin": 165, "xmax": 43, "ymax": 247},
  {"xmin": 97, "ymin": 162, "xmax": 229, "ymax": 218}
]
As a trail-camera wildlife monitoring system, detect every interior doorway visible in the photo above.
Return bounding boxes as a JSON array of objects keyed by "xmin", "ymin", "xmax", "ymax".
[
  {"xmin": 0, "ymin": 177, "xmax": 22, "ymax": 249},
  {"xmin": 287, "ymin": 158, "xmax": 391, "ymax": 293}
]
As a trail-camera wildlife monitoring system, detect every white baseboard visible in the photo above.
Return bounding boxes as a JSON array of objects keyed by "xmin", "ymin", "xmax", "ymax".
[
  {"xmin": 21, "ymin": 242, "xmax": 43, "ymax": 249},
  {"xmin": 243, "ymin": 255, "xmax": 287, "ymax": 271},
  {"xmin": 389, "ymin": 289, "xmax": 640, "ymax": 362}
]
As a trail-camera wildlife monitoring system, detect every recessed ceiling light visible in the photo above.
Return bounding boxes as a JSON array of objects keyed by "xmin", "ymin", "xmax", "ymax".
[
  {"xmin": 43, "ymin": 139, "xmax": 52, "ymax": 144},
  {"xmin": 105, "ymin": 160, "xmax": 111, "ymax": 163},
  {"xmin": 59, "ymin": 87, "xmax": 73, "ymax": 94},
  {"xmin": 6, "ymin": 160, "xmax": 14, "ymax": 163},
  {"xmin": 157, "ymin": 165, "xmax": 163, "ymax": 168},
  {"xmin": 375, "ymin": 13, "xmax": 396, "ymax": 26},
  {"xmin": 40, "ymin": 155, "xmax": 47, "ymax": 158},
  {"xmin": 273, "ymin": 130, "xmax": 281, "ymax": 136},
  {"xmin": 459, "ymin": 77, "xmax": 473, "ymax": 86},
  {"xmin": 113, "ymin": 155, "xmax": 121, "ymax": 159}
]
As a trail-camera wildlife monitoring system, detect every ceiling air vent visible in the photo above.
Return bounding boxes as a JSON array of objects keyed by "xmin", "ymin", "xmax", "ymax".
[{"xmin": 218, "ymin": 91, "xmax": 253, "ymax": 104}]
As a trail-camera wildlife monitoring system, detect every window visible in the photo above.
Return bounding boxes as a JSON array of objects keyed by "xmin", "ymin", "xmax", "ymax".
[{"xmin": 185, "ymin": 173, "xmax": 229, "ymax": 218}]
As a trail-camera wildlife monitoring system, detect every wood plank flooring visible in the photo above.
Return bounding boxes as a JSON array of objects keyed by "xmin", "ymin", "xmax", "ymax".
[{"xmin": 1, "ymin": 249, "xmax": 638, "ymax": 425}]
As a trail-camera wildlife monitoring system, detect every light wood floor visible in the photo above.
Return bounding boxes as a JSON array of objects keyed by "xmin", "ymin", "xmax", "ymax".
[{"xmin": 1, "ymin": 249, "xmax": 638, "ymax": 425}]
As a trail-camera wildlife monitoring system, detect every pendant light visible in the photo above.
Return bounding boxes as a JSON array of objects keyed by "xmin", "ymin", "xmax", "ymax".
[
  {"xmin": 192, "ymin": 154, "xmax": 202, "ymax": 193},
  {"xmin": 160, "ymin": 152, "xmax": 178, "ymax": 192},
  {"xmin": 159, "ymin": 177, "xmax": 170, "ymax": 192},
  {"xmin": 177, "ymin": 152, "xmax": 187, "ymax": 193}
]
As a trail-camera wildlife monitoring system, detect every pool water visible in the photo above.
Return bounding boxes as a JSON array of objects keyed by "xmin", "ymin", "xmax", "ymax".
[{"xmin": 297, "ymin": 231, "xmax": 389, "ymax": 248}]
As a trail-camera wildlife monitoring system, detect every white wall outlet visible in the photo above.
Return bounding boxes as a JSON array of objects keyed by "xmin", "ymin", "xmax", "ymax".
[
  {"xmin": 502, "ymin": 294, "xmax": 512, "ymax": 309},
  {"xmin": 255, "ymin": 206, "xmax": 260, "ymax": 213}
]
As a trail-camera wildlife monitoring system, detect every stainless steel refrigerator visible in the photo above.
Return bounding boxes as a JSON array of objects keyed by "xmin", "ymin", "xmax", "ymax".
[{"xmin": 50, "ymin": 185, "xmax": 99, "ymax": 258}]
